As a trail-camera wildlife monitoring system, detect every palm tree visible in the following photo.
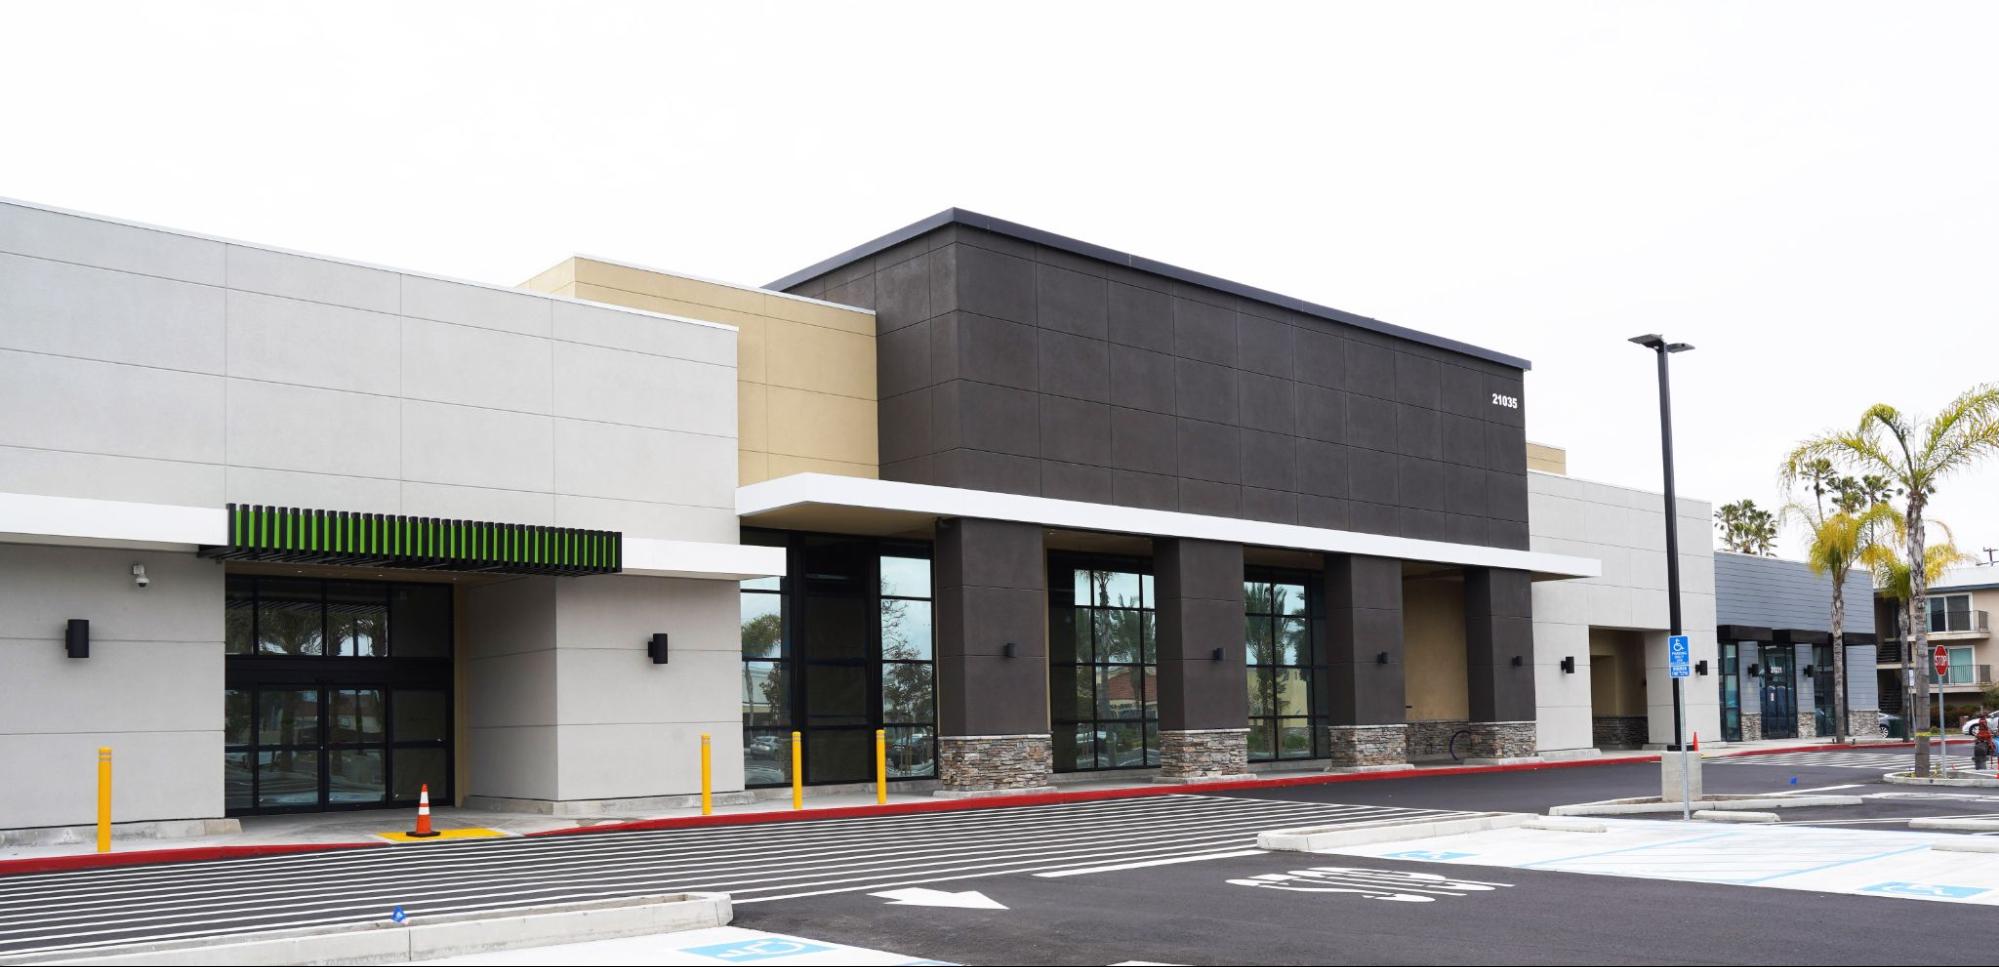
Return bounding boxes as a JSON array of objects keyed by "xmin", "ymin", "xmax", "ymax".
[
  {"xmin": 1782, "ymin": 497, "xmax": 1898, "ymax": 743},
  {"xmin": 1874, "ymin": 527, "xmax": 1974, "ymax": 756},
  {"xmin": 1785, "ymin": 384, "xmax": 1999, "ymax": 774},
  {"xmin": 1715, "ymin": 499, "xmax": 1779, "ymax": 555}
]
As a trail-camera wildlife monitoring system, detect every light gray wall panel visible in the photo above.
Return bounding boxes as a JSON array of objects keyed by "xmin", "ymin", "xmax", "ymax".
[
  {"xmin": 0, "ymin": 445, "xmax": 222, "ymax": 507},
  {"xmin": 400, "ymin": 274, "xmax": 552, "ymax": 337},
  {"xmin": 0, "ymin": 350, "xmax": 224, "ymax": 463},
  {"xmin": 0, "ymin": 252, "xmax": 225, "ymax": 373},
  {"xmin": 225, "ymin": 244, "xmax": 400, "ymax": 313},
  {"xmin": 225, "ymin": 290, "xmax": 401, "ymax": 396},
  {"xmin": 401, "ymin": 400, "xmax": 555, "ymax": 494},
  {"xmin": 552, "ymin": 340, "xmax": 735, "ymax": 437},
  {"xmin": 226, "ymin": 378, "xmax": 401, "ymax": 479},
  {"xmin": 0, "ymin": 201, "xmax": 224, "ymax": 284},
  {"xmin": 223, "ymin": 466, "xmax": 401, "ymax": 514},
  {"xmin": 401, "ymin": 317, "xmax": 553, "ymax": 414}
]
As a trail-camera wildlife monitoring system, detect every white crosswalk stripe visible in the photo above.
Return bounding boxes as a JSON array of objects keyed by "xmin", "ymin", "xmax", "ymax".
[
  {"xmin": 0, "ymin": 794, "xmax": 1494, "ymax": 959},
  {"xmin": 1712, "ymin": 751, "xmax": 1918, "ymax": 770}
]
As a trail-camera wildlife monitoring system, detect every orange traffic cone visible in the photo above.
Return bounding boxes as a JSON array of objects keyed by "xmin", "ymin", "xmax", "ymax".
[
  {"xmin": 1691, "ymin": 731, "xmax": 1700, "ymax": 752},
  {"xmin": 407, "ymin": 784, "xmax": 440, "ymax": 838}
]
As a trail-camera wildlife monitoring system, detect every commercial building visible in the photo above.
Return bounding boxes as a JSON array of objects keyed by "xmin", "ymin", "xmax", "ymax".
[
  {"xmin": 3, "ymin": 198, "xmax": 1752, "ymax": 837},
  {"xmin": 1715, "ymin": 552, "xmax": 1881, "ymax": 740}
]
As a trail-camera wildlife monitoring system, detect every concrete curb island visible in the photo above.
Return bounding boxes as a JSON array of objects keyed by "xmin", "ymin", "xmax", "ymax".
[{"xmin": 0, "ymin": 892, "xmax": 731, "ymax": 966}]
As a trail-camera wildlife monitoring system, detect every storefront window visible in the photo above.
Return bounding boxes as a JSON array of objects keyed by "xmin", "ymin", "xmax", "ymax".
[
  {"xmin": 1050, "ymin": 558, "xmax": 1157, "ymax": 772},
  {"xmin": 738, "ymin": 533, "xmax": 936, "ymax": 787},
  {"xmin": 1245, "ymin": 576, "xmax": 1321, "ymax": 761}
]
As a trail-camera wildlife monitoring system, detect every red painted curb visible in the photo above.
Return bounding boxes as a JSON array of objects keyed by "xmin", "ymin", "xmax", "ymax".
[
  {"xmin": 0, "ymin": 840, "xmax": 381, "ymax": 877},
  {"xmin": 0, "ymin": 741, "xmax": 1919, "ymax": 876}
]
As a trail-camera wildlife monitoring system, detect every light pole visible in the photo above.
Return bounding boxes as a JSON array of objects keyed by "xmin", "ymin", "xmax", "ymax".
[{"xmin": 1631, "ymin": 335, "xmax": 1693, "ymax": 754}]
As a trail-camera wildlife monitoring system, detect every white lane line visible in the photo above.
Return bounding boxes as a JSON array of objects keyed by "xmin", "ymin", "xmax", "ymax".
[
  {"xmin": 1033, "ymin": 849, "xmax": 1267, "ymax": 878},
  {"xmin": 1771, "ymin": 784, "xmax": 1864, "ymax": 795}
]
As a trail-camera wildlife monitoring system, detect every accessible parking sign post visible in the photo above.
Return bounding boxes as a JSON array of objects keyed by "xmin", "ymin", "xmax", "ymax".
[{"xmin": 1669, "ymin": 635, "xmax": 1692, "ymax": 819}]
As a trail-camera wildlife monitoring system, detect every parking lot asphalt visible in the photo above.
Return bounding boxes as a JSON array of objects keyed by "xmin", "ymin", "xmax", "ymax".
[{"xmin": 737, "ymin": 847, "xmax": 1985, "ymax": 966}]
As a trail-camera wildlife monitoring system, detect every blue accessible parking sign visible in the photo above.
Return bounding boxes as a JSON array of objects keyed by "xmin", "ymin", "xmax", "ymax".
[{"xmin": 1668, "ymin": 635, "xmax": 1691, "ymax": 679}]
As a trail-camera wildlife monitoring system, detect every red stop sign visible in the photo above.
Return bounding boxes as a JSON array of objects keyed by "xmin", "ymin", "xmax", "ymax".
[{"xmin": 1935, "ymin": 645, "xmax": 1951, "ymax": 677}]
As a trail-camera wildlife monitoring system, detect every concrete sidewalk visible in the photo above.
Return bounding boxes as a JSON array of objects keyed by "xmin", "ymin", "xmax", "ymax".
[{"xmin": 0, "ymin": 737, "xmax": 1894, "ymax": 867}]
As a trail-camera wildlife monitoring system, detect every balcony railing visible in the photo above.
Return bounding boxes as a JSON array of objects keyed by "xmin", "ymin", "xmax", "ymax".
[
  {"xmin": 1943, "ymin": 664, "xmax": 1993, "ymax": 687},
  {"xmin": 1931, "ymin": 610, "xmax": 1992, "ymax": 635}
]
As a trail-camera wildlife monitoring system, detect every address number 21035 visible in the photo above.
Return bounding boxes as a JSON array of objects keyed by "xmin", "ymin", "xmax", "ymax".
[{"xmin": 1491, "ymin": 393, "xmax": 1519, "ymax": 410}]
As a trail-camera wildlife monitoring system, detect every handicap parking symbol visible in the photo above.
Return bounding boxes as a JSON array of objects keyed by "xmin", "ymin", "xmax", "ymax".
[
  {"xmin": 1859, "ymin": 881, "xmax": 1988, "ymax": 900},
  {"xmin": 1385, "ymin": 850, "xmax": 1475, "ymax": 861},
  {"xmin": 681, "ymin": 937, "xmax": 834, "ymax": 962}
]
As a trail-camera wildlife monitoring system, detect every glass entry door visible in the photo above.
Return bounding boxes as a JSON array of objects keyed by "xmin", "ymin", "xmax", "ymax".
[
  {"xmin": 1759, "ymin": 645, "xmax": 1798, "ymax": 739},
  {"xmin": 224, "ymin": 575, "xmax": 452, "ymax": 815}
]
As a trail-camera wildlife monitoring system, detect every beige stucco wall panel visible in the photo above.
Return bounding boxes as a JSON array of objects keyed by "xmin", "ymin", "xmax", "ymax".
[
  {"xmin": 532, "ymin": 259, "xmax": 877, "ymax": 485},
  {"xmin": 1404, "ymin": 575, "xmax": 1469, "ymax": 721},
  {"xmin": 766, "ymin": 386, "xmax": 879, "ymax": 467}
]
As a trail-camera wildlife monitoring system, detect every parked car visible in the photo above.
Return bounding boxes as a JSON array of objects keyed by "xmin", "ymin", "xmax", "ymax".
[{"xmin": 1959, "ymin": 711, "xmax": 1999, "ymax": 736}]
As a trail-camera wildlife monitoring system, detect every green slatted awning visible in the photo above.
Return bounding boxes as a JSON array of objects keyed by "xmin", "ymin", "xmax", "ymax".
[{"xmin": 200, "ymin": 504, "xmax": 622, "ymax": 576}]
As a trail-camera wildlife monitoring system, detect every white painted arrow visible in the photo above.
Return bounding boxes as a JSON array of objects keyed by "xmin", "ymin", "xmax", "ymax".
[{"xmin": 869, "ymin": 887, "xmax": 1008, "ymax": 909}]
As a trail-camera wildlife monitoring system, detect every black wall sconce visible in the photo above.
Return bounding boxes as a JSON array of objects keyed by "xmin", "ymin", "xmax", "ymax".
[
  {"xmin": 1376, "ymin": 651, "xmax": 1389, "ymax": 665},
  {"xmin": 1802, "ymin": 665, "xmax": 1815, "ymax": 678},
  {"xmin": 1511, "ymin": 655, "xmax": 1524, "ymax": 667},
  {"xmin": 1559, "ymin": 656, "xmax": 1575, "ymax": 674},
  {"xmin": 1695, "ymin": 659, "xmax": 1709, "ymax": 676},
  {"xmin": 65, "ymin": 619, "xmax": 89, "ymax": 659},
  {"xmin": 1003, "ymin": 642, "xmax": 1017, "ymax": 659},
  {"xmin": 1747, "ymin": 663, "xmax": 1761, "ymax": 677},
  {"xmin": 647, "ymin": 632, "xmax": 670, "ymax": 664},
  {"xmin": 1211, "ymin": 647, "xmax": 1224, "ymax": 661}
]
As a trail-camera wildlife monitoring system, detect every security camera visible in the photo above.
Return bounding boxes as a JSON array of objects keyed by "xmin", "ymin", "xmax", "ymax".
[{"xmin": 131, "ymin": 563, "xmax": 149, "ymax": 589}]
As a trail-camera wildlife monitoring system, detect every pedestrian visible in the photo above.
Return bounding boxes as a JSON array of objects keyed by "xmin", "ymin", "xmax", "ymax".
[{"xmin": 1975, "ymin": 719, "xmax": 1994, "ymax": 772}]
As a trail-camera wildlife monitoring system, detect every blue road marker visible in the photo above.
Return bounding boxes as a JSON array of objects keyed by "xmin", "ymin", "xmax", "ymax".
[
  {"xmin": 1789, "ymin": 776, "xmax": 1799, "ymax": 785},
  {"xmin": 682, "ymin": 938, "xmax": 834, "ymax": 961},
  {"xmin": 1860, "ymin": 882, "xmax": 1988, "ymax": 900},
  {"xmin": 389, "ymin": 905, "xmax": 408, "ymax": 925}
]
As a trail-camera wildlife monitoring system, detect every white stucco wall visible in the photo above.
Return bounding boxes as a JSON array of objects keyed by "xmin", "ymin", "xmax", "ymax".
[
  {"xmin": 1529, "ymin": 471, "xmax": 1719, "ymax": 751},
  {"xmin": 0, "ymin": 198, "xmax": 740, "ymax": 541},
  {"xmin": 0, "ymin": 199, "xmax": 751, "ymax": 829},
  {"xmin": 463, "ymin": 574, "xmax": 743, "ymax": 805},
  {"xmin": 0, "ymin": 545, "xmax": 222, "ymax": 829}
]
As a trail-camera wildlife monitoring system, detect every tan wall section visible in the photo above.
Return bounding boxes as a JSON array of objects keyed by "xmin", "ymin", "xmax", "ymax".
[
  {"xmin": 1404, "ymin": 575, "xmax": 1469, "ymax": 721},
  {"xmin": 1526, "ymin": 441, "xmax": 1568, "ymax": 476},
  {"xmin": 522, "ymin": 257, "xmax": 878, "ymax": 484},
  {"xmin": 1588, "ymin": 628, "xmax": 1647, "ymax": 716}
]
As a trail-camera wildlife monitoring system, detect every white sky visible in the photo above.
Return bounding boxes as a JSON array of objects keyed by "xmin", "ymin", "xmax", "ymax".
[{"xmin": 4, "ymin": 2, "xmax": 1995, "ymax": 562}]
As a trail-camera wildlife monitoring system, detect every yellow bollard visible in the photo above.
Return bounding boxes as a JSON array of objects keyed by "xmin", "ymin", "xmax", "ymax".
[
  {"xmin": 875, "ymin": 729, "xmax": 888, "ymax": 805},
  {"xmin": 790, "ymin": 730, "xmax": 803, "ymax": 810},
  {"xmin": 95, "ymin": 747, "xmax": 112, "ymax": 854},
  {"xmin": 699, "ymin": 733, "xmax": 713, "ymax": 816}
]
